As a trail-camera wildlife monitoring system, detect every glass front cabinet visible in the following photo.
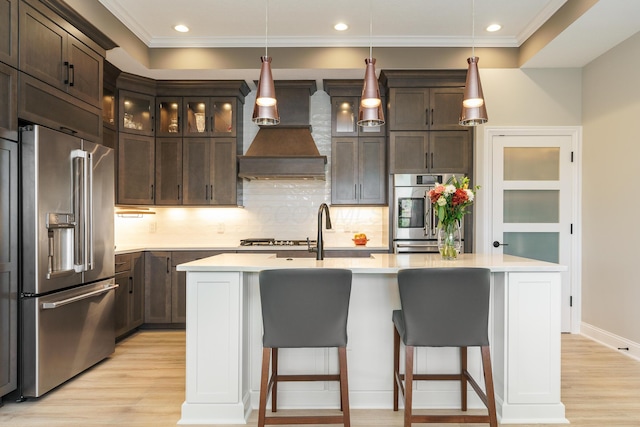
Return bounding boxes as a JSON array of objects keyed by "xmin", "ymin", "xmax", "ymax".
[
  {"xmin": 119, "ymin": 90, "xmax": 154, "ymax": 136},
  {"xmin": 184, "ymin": 98, "xmax": 236, "ymax": 137}
]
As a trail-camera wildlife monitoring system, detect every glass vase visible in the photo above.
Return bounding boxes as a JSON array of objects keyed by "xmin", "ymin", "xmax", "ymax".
[{"xmin": 437, "ymin": 221, "xmax": 461, "ymax": 260}]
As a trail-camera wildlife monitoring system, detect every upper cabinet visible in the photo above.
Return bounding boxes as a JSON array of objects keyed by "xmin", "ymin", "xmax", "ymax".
[
  {"xmin": 19, "ymin": 2, "xmax": 103, "ymax": 108},
  {"xmin": 387, "ymin": 87, "xmax": 464, "ymax": 131},
  {"xmin": 325, "ymin": 80, "xmax": 388, "ymax": 206},
  {"xmin": 0, "ymin": 62, "xmax": 18, "ymax": 141},
  {"xmin": 184, "ymin": 97, "xmax": 237, "ymax": 137},
  {"xmin": 331, "ymin": 96, "xmax": 385, "ymax": 137},
  {"xmin": 119, "ymin": 90, "xmax": 155, "ymax": 137},
  {"xmin": 0, "ymin": 0, "xmax": 18, "ymax": 68}
]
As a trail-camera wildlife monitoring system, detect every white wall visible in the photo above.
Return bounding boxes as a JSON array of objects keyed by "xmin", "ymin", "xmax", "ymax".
[{"xmin": 581, "ymin": 31, "xmax": 640, "ymax": 347}]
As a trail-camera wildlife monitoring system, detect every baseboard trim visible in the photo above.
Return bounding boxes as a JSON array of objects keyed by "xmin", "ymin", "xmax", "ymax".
[{"xmin": 580, "ymin": 322, "xmax": 640, "ymax": 362}]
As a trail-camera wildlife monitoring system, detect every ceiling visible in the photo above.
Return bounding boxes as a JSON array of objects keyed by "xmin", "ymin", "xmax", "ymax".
[{"xmin": 87, "ymin": 0, "xmax": 640, "ymax": 84}]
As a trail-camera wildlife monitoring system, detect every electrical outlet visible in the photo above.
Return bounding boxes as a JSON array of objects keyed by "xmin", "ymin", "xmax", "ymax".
[{"xmin": 149, "ymin": 222, "xmax": 157, "ymax": 233}]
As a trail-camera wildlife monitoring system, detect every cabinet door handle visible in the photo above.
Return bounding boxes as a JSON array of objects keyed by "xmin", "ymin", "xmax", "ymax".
[
  {"xmin": 431, "ymin": 153, "xmax": 434, "ymax": 169},
  {"xmin": 129, "ymin": 276, "xmax": 133, "ymax": 294},
  {"xmin": 64, "ymin": 61, "xmax": 70, "ymax": 84},
  {"xmin": 69, "ymin": 64, "xmax": 75, "ymax": 86},
  {"xmin": 150, "ymin": 184, "xmax": 154, "ymax": 200},
  {"xmin": 354, "ymin": 184, "xmax": 357, "ymax": 199},
  {"xmin": 209, "ymin": 116, "xmax": 213, "ymax": 133},
  {"xmin": 425, "ymin": 108, "xmax": 429, "ymax": 126},
  {"xmin": 425, "ymin": 152, "xmax": 428, "ymax": 169},
  {"xmin": 360, "ymin": 184, "xmax": 363, "ymax": 200},
  {"xmin": 166, "ymin": 257, "xmax": 170, "ymax": 274},
  {"xmin": 431, "ymin": 108, "xmax": 434, "ymax": 126},
  {"xmin": 205, "ymin": 185, "xmax": 209, "ymax": 200},
  {"xmin": 177, "ymin": 184, "xmax": 181, "ymax": 200}
]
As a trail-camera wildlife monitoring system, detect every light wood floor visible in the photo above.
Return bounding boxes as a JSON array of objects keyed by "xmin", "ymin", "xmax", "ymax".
[{"xmin": 1, "ymin": 330, "xmax": 639, "ymax": 426}]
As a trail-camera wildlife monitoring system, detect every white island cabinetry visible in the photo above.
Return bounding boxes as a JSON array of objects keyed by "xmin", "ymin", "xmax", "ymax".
[{"xmin": 177, "ymin": 253, "xmax": 567, "ymax": 425}]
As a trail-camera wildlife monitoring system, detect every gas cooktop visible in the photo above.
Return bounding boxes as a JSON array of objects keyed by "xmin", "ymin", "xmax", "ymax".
[{"xmin": 240, "ymin": 238, "xmax": 316, "ymax": 247}]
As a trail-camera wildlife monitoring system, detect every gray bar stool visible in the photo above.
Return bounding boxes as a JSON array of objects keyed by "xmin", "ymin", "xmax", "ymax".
[
  {"xmin": 258, "ymin": 268, "xmax": 353, "ymax": 427},
  {"xmin": 392, "ymin": 267, "xmax": 497, "ymax": 427}
]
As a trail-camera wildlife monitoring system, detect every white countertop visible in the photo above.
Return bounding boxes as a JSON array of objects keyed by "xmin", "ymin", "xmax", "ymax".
[
  {"xmin": 177, "ymin": 252, "xmax": 566, "ymax": 274},
  {"xmin": 114, "ymin": 244, "xmax": 388, "ymax": 255}
]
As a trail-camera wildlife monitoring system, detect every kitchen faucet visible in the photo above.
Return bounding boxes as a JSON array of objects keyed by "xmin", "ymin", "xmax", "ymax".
[{"xmin": 308, "ymin": 203, "xmax": 332, "ymax": 260}]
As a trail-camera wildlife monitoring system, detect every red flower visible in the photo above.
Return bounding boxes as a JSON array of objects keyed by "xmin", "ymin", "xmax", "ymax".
[{"xmin": 451, "ymin": 188, "xmax": 468, "ymax": 206}]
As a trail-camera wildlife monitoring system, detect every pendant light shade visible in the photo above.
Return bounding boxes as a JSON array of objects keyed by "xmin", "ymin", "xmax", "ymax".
[
  {"xmin": 358, "ymin": 1, "xmax": 384, "ymax": 127},
  {"xmin": 460, "ymin": 56, "xmax": 487, "ymax": 126},
  {"xmin": 358, "ymin": 58, "xmax": 384, "ymax": 127},
  {"xmin": 252, "ymin": 56, "xmax": 280, "ymax": 125}
]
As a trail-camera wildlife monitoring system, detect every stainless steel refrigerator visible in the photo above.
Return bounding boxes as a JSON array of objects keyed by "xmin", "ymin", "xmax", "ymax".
[{"xmin": 20, "ymin": 125, "xmax": 116, "ymax": 398}]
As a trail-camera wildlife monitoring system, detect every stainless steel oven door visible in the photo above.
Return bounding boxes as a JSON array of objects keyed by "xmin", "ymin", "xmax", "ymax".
[
  {"xmin": 394, "ymin": 240, "xmax": 439, "ymax": 253},
  {"xmin": 393, "ymin": 186, "xmax": 433, "ymax": 240}
]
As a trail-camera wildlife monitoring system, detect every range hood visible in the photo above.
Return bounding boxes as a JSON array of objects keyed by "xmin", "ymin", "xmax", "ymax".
[{"xmin": 238, "ymin": 81, "xmax": 327, "ymax": 180}]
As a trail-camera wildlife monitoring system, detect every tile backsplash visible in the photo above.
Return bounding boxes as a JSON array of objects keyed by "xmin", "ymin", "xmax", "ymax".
[{"xmin": 114, "ymin": 89, "xmax": 390, "ymax": 249}]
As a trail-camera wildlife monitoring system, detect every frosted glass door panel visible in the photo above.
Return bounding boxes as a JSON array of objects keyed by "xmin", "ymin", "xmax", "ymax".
[
  {"xmin": 504, "ymin": 147, "xmax": 560, "ymax": 181},
  {"xmin": 504, "ymin": 232, "xmax": 559, "ymax": 264},
  {"xmin": 504, "ymin": 190, "xmax": 559, "ymax": 223}
]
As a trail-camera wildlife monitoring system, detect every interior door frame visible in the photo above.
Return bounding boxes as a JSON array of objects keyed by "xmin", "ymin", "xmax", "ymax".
[{"xmin": 478, "ymin": 127, "xmax": 582, "ymax": 333}]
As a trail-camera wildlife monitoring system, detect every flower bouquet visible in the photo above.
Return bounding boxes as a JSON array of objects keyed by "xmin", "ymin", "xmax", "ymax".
[{"xmin": 427, "ymin": 176, "xmax": 479, "ymax": 259}]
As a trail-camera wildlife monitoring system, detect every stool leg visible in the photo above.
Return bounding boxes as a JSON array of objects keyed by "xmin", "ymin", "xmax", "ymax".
[
  {"xmin": 460, "ymin": 346, "xmax": 468, "ymax": 411},
  {"xmin": 271, "ymin": 348, "xmax": 278, "ymax": 413},
  {"xmin": 481, "ymin": 345, "xmax": 498, "ymax": 427},
  {"xmin": 258, "ymin": 347, "xmax": 271, "ymax": 427},
  {"xmin": 338, "ymin": 346, "xmax": 351, "ymax": 427},
  {"xmin": 393, "ymin": 326, "xmax": 400, "ymax": 412},
  {"xmin": 404, "ymin": 345, "xmax": 414, "ymax": 427}
]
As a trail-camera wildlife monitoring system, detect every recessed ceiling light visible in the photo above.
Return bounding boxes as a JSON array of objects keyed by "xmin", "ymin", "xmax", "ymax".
[
  {"xmin": 334, "ymin": 22, "xmax": 349, "ymax": 31},
  {"xmin": 174, "ymin": 24, "xmax": 190, "ymax": 33},
  {"xmin": 486, "ymin": 24, "xmax": 502, "ymax": 32}
]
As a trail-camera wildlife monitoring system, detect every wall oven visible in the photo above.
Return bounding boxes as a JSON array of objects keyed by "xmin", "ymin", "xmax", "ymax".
[{"xmin": 393, "ymin": 173, "xmax": 463, "ymax": 253}]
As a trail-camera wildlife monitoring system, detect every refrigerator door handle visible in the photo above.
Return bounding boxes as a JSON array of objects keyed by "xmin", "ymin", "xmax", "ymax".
[
  {"xmin": 72, "ymin": 150, "xmax": 94, "ymax": 272},
  {"xmin": 41, "ymin": 284, "xmax": 119, "ymax": 310}
]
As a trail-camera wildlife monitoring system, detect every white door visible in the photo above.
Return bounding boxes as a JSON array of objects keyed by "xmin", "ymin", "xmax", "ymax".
[{"xmin": 490, "ymin": 131, "xmax": 577, "ymax": 332}]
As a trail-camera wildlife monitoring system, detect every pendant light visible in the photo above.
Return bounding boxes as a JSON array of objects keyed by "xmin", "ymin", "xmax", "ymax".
[
  {"xmin": 252, "ymin": 0, "xmax": 279, "ymax": 125},
  {"xmin": 460, "ymin": 0, "xmax": 488, "ymax": 126},
  {"xmin": 357, "ymin": 0, "xmax": 384, "ymax": 127}
]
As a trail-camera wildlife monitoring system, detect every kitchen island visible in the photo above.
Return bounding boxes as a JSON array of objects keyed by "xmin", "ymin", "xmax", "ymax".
[{"xmin": 177, "ymin": 253, "xmax": 568, "ymax": 425}]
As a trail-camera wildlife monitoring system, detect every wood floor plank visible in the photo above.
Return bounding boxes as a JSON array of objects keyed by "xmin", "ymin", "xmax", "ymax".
[{"xmin": 1, "ymin": 331, "xmax": 639, "ymax": 426}]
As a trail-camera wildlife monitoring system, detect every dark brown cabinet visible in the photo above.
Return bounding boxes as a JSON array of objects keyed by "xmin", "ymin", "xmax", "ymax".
[
  {"xmin": 119, "ymin": 89, "xmax": 154, "ymax": 137},
  {"xmin": 114, "ymin": 252, "xmax": 144, "ymax": 339},
  {"xmin": 156, "ymin": 97, "xmax": 182, "ymax": 137},
  {"xmin": 144, "ymin": 251, "xmax": 172, "ymax": 324},
  {"xmin": 331, "ymin": 137, "xmax": 386, "ymax": 205},
  {"xmin": 387, "ymin": 87, "xmax": 464, "ymax": 131},
  {"xmin": 0, "ymin": 0, "xmax": 18, "ymax": 68},
  {"xmin": 389, "ymin": 131, "xmax": 471, "ymax": 174},
  {"xmin": 183, "ymin": 97, "xmax": 237, "ymax": 137},
  {"xmin": 0, "ymin": 138, "xmax": 17, "ymax": 398},
  {"xmin": 0, "ymin": 62, "xmax": 18, "ymax": 141},
  {"xmin": 330, "ymin": 96, "xmax": 385, "ymax": 137},
  {"xmin": 19, "ymin": 1, "xmax": 103, "ymax": 108},
  {"xmin": 117, "ymin": 133, "xmax": 155, "ymax": 205},
  {"xmin": 145, "ymin": 251, "xmax": 224, "ymax": 325},
  {"xmin": 325, "ymin": 80, "xmax": 387, "ymax": 206},
  {"xmin": 155, "ymin": 137, "xmax": 183, "ymax": 205},
  {"xmin": 183, "ymin": 137, "xmax": 239, "ymax": 205}
]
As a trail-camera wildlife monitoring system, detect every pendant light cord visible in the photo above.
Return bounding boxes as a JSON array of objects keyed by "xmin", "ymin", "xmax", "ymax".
[
  {"xmin": 369, "ymin": 0, "xmax": 373, "ymax": 58},
  {"xmin": 265, "ymin": 0, "xmax": 269, "ymax": 57},
  {"xmin": 471, "ymin": 0, "xmax": 475, "ymax": 57}
]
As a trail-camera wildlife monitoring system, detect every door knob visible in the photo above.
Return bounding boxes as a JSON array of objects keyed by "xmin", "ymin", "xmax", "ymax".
[{"xmin": 493, "ymin": 241, "xmax": 509, "ymax": 247}]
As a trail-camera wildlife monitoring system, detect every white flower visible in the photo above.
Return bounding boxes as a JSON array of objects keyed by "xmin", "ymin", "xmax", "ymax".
[
  {"xmin": 437, "ymin": 196, "xmax": 447, "ymax": 206},
  {"xmin": 465, "ymin": 189, "xmax": 474, "ymax": 201},
  {"xmin": 444, "ymin": 185, "xmax": 456, "ymax": 194}
]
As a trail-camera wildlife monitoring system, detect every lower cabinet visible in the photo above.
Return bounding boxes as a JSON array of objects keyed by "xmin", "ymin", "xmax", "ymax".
[
  {"xmin": 145, "ymin": 251, "xmax": 225, "ymax": 325},
  {"xmin": 114, "ymin": 252, "xmax": 144, "ymax": 339}
]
